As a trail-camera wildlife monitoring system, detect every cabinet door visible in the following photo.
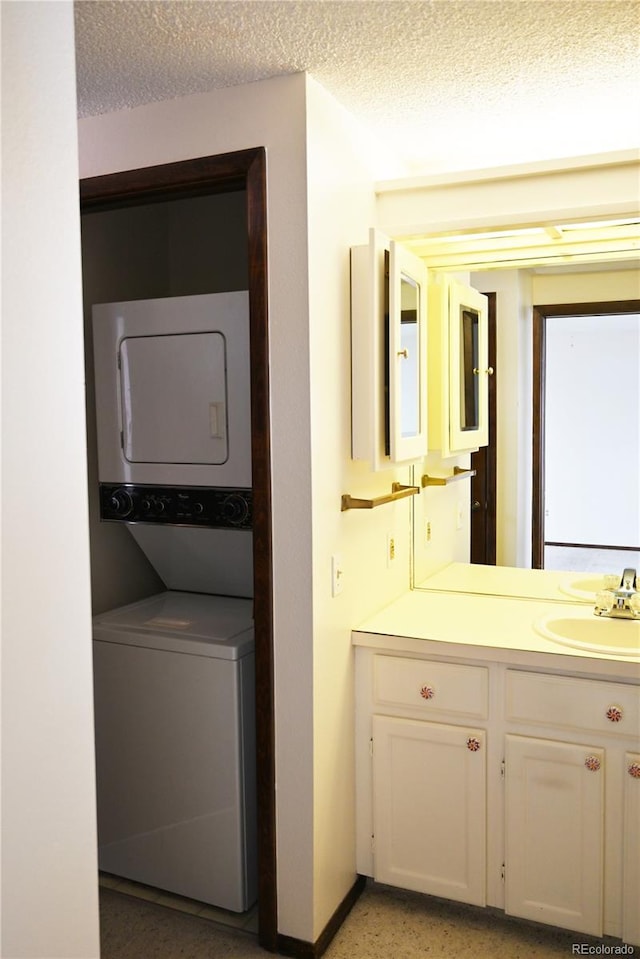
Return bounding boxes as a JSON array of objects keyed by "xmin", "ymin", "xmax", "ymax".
[
  {"xmin": 623, "ymin": 752, "xmax": 640, "ymax": 947},
  {"xmin": 372, "ymin": 715, "xmax": 486, "ymax": 905},
  {"xmin": 505, "ymin": 735, "xmax": 604, "ymax": 937},
  {"xmin": 448, "ymin": 280, "xmax": 489, "ymax": 453},
  {"xmin": 388, "ymin": 241, "xmax": 428, "ymax": 462}
]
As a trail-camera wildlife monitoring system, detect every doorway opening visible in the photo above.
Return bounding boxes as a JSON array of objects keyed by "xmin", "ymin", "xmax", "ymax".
[
  {"xmin": 532, "ymin": 299, "xmax": 640, "ymax": 574},
  {"xmin": 80, "ymin": 149, "xmax": 277, "ymax": 951}
]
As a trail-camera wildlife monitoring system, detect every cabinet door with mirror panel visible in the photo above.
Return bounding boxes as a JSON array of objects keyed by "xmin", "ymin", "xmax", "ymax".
[
  {"xmin": 351, "ymin": 230, "xmax": 428, "ymax": 468},
  {"xmin": 428, "ymin": 276, "xmax": 489, "ymax": 457}
]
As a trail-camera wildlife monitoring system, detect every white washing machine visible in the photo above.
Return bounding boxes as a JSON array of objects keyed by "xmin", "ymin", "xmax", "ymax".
[
  {"xmin": 93, "ymin": 590, "xmax": 257, "ymax": 912},
  {"xmin": 91, "ymin": 292, "xmax": 257, "ymax": 911}
]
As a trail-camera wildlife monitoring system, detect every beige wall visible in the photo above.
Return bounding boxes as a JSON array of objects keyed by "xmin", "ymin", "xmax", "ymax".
[{"xmin": 1, "ymin": 3, "xmax": 100, "ymax": 956}]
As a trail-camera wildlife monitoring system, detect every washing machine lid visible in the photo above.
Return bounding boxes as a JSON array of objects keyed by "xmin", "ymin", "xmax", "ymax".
[{"xmin": 92, "ymin": 591, "xmax": 254, "ymax": 660}]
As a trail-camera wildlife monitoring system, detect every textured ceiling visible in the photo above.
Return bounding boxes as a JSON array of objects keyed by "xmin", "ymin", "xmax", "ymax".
[{"xmin": 74, "ymin": 0, "xmax": 640, "ymax": 175}]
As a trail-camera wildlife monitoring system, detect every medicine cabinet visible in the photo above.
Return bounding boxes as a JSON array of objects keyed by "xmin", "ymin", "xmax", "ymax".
[
  {"xmin": 351, "ymin": 230, "xmax": 428, "ymax": 469},
  {"xmin": 428, "ymin": 275, "xmax": 489, "ymax": 457}
]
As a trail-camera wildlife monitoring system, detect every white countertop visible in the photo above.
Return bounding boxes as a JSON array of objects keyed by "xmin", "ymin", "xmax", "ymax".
[
  {"xmin": 353, "ymin": 588, "xmax": 640, "ymax": 682},
  {"xmin": 415, "ymin": 562, "xmax": 596, "ymax": 602}
]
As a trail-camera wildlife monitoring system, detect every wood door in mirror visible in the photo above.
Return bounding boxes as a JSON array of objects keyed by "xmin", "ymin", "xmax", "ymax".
[{"xmin": 471, "ymin": 293, "xmax": 496, "ymax": 565}]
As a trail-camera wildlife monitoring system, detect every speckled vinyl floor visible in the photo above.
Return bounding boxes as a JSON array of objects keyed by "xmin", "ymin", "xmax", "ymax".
[{"xmin": 100, "ymin": 879, "xmax": 625, "ymax": 958}]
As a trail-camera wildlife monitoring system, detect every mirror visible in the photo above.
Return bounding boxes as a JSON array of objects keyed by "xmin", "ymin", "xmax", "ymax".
[
  {"xmin": 388, "ymin": 239, "xmax": 428, "ymax": 463},
  {"xmin": 459, "ymin": 306, "xmax": 479, "ymax": 432},
  {"xmin": 399, "ymin": 273, "xmax": 420, "ymax": 439},
  {"xmin": 411, "ymin": 236, "xmax": 639, "ymax": 596}
]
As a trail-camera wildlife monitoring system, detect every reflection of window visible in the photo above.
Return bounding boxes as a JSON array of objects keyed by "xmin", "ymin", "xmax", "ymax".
[{"xmin": 460, "ymin": 308, "xmax": 479, "ymax": 431}]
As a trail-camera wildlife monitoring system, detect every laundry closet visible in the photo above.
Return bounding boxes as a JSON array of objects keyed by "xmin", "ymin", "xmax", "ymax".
[{"xmin": 81, "ymin": 190, "xmax": 257, "ymax": 912}]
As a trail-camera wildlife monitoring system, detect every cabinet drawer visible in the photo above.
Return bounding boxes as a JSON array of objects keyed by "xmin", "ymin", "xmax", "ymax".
[
  {"xmin": 373, "ymin": 655, "xmax": 488, "ymax": 720},
  {"xmin": 506, "ymin": 670, "xmax": 640, "ymax": 736}
]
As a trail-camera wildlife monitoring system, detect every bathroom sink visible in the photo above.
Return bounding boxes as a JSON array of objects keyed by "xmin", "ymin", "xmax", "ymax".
[
  {"xmin": 534, "ymin": 614, "xmax": 640, "ymax": 657},
  {"xmin": 558, "ymin": 574, "xmax": 610, "ymax": 602}
]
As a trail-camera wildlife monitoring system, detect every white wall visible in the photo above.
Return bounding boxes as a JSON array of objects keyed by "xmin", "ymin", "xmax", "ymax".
[
  {"xmin": 304, "ymin": 76, "xmax": 412, "ymax": 938},
  {"xmin": 0, "ymin": 3, "xmax": 100, "ymax": 957}
]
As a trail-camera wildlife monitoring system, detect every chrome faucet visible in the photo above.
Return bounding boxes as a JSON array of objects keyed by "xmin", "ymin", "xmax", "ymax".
[{"xmin": 594, "ymin": 568, "xmax": 640, "ymax": 619}]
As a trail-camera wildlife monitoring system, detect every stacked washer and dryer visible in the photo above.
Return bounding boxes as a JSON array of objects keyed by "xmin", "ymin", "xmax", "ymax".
[{"xmin": 91, "ymin": 291, "xmax": 257, "ymax": 912}]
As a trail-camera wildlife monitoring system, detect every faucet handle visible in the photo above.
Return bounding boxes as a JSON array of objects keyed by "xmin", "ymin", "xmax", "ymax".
[
  {"xmin": 603, "ymin": 574, "xmax": 619, "ymax": 590},
  {"xmin": 595, "ymin": 590, "xmax": 615, "ymax": 614},
  {"xmin": 620, "ymin": 568, "xmax": 637, "ymax": 591}
]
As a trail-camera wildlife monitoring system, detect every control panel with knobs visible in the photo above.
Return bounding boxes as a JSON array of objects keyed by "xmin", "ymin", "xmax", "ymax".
[{"xmin": 99, "ymin": 484, "xmax": 253, "ymax": 530}]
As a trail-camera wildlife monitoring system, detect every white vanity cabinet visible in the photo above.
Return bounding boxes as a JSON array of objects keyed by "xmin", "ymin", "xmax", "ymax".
[
  {"xmin": 504, "ymin": 670, "xmax": 640, "ymax": 941},
  {"xmin": 427, "ymin": 276, "xmax": 489, "ymax": 457},
  {"xmin": 504, "ymin": 735, "xmax": 604, "ymax": 936},
  {"xmin": 357, "ymin": 653, "xmax": 489, "ymax": 906},
  {"xmin": 351, "ymin": 230, "xmax": 428, "ymax": 468},
  {"xmin": 623, "ymin": 751, "xmax": 640, "ymax": 947},
  {"xmin": 355, "ymin": 644, "xmax": 640, "ymax": 946}
]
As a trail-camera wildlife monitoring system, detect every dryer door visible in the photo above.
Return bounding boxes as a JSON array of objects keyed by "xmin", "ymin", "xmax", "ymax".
[{"xmin": 120, "ymin": 332, "xmax": 228, "ymax": 466}]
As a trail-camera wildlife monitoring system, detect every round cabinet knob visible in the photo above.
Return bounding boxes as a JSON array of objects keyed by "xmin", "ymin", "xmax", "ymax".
[
  {"xmin": 585, "ymin": 756, "xmax": 601, "ymax": 771},
  {"xmin": 466, "ymin": 737, "xmax": 481, "ymax": 752},
  {"xmin": 222, "ymin": 493, "xmax": 250, "ymax": 526},
  {"xmin": 420, "ymin": 685, "xmax": 435, "ymax": 700},
  {"xmin": 471, "ymin": 500, "xmax": 482, "ymax": 512},
  {"xmin": 628, "ymin": 763, "xmax": 640, "ymax": 779},
  {"xmin": 109, "ymin": 488, "xmax": 133, "ymax": 518},
  {"xmin": 606, "ymin": 705, "xmax": 623, "ymax": 723}
]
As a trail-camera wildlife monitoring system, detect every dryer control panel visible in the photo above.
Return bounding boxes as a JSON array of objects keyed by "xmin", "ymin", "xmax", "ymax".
[{"xmin": 99, "ymin": 484, "xmax": 253, "ymax": 530}]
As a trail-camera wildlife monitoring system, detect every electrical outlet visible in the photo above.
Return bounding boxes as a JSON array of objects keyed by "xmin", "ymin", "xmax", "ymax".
[
  {"xmin": 456, "ymin": 501, "xmax": 464, "ymax": 530},
  {"xmin": 387, "ymin": 533, "xmax": 396, "ymax": 567},
  {"xmin": 425, "ymin": 520, "xmax": 432, "ymax": 543},
  {"xmin": 331, "ymin": 554, "xmax": 344, "ymax": 596}
]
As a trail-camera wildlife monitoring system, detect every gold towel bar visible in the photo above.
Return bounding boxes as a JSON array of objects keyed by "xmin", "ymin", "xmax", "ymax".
[
  {"xmin": 341, "ymin": 483, "xmax": 420, "ymax": 511},
  {"xmin": 422, "ymin": 467, "xmax": 477, "ymax": 487}
]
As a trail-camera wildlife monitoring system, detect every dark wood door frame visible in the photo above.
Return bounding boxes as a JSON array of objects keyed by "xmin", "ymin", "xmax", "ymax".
[
  {"xmin": 470, "ymin": 292, "xmax": 497, "ymax": 565},
  {"xmin": 80, "ymin": 148, "xmax": 278, "ymax": 951},
  {"xmin": 532, "ymin": 298, "xmax": 640, "ymax": 569}
]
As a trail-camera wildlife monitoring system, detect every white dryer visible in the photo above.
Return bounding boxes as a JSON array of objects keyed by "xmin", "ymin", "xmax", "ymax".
[
  {"xmin": 93, "ymin": 591, "xmax": 257, "ymax": 912},
  {"xmin": 91, "ymin": 292, "xmax": 257, "ymax": 911}
]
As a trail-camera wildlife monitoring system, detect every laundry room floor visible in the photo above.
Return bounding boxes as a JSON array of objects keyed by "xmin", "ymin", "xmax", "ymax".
[{"xmin": 99, "ymin": 878, "xmax": 618, "ymax": 958}]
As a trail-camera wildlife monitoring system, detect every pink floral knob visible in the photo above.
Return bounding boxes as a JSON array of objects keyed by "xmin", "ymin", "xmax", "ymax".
[
  {"xmin": 466, "ymin": 737, "xmax": 481, "ymax": 752},
  {"xmin": 585, "ymin": 756, "xmax": 601, "ymax": 772},
  {"xmin": 420, "ymin": 685, "xmax": 435, "ymax": 700},
  {"xmin": 606, "ymin": 705, "xmax": 623, "ymax": 723},
  {"xmin": 628, "ymin": 763, "xmax": 640, "ymax": 779}
]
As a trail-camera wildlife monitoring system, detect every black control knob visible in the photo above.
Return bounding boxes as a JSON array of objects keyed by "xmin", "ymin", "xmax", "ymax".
[
  {"xmin": 155, "ymin": 499, "xmax": 167, "ymax": 514},
  {"xmin": 193, "ymin": 502, "xmax": 204, "ymax": 515},
  {"xmin": 221, "ymin": 493, "xmax": 250, "ymax": 526},
  {"xmin": 109, "ymin": 488, "xmax": 134, "ymax": 518}
]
